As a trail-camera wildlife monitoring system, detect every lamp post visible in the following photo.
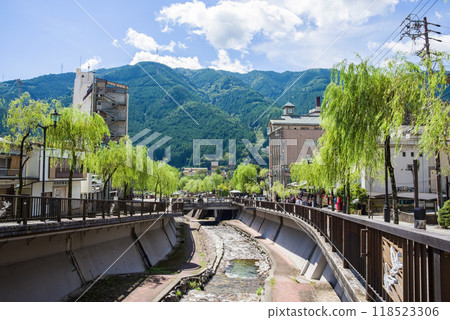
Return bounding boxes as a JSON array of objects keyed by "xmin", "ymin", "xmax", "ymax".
[
  {"xmin": 383, "ymin": 138, "xmax": 390, "ymax": 223},
  {"xmin": 38, "ymin": 109, "xmax": 60, "ymax": 219}
]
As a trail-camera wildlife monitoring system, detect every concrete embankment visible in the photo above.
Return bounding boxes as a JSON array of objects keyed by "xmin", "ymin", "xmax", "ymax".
[
  {"xmin": 237, "ymin": 208, "xmax": 366, "ymax": 302},
  {"xmin": 0, "ymin": 216, "xmax": 177, "ymax": 302}
]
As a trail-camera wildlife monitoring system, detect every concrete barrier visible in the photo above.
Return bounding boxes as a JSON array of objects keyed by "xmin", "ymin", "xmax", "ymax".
[
  {"xmin": 237, "ymin": 208, "xmax": 359, "ymax": 302},
  {"xmin": 0, "ymin": 216, "xmax": 177, "ymax": 301}
]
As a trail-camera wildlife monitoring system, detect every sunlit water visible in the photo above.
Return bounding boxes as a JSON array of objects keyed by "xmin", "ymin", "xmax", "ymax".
[{"xmin": 181, "ymin": 225, "xmax": 269, "ymax": 302}]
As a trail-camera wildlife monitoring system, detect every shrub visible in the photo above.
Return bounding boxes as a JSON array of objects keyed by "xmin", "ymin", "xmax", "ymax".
[{"xmin": 438, "ymin": 200, "xmax": 450, "ymax": 228}]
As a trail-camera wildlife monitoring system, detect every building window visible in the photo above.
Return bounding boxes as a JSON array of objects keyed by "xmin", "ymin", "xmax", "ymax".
[
  {"xmin": 402, "ymin": 152, "xmax": 406, "ymax": 157},
  {"xmin": 411, "ymin": 152, "xmax": 414, "ymax": 157}
]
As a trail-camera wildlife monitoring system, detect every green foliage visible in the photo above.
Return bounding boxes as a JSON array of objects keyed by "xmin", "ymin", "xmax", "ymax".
[
  {"xmin": 87, "ymin": 137, "xmax": 129, "ymax": 198},
  {"xmin": 1, "ymin": 93, "xmax": 53, "ymax": 194},
  {"xmin": 47, "ymin": 106, "xmax": 110, "ymax": 198},
  {"xmin": 411, "ymin": 53, "xmax": 450, "ymax": 164},
  {"xmin": 438, "ymin": 200, "xmax": 450, "ymax": 228},
  {"xmin": 350, "ymin": 183, "xmax": 368, "ymax": 209},
  {"xmin": 0, "ymin": 63, "xmax": 335, "ymax": 168},
  {"xmin": 217, "ymin": 183, "xmax": 230, "ymax": 196},
  {"xmin": 272, "ymin": 181, "xmax": 296, "ymax": 199},
  {"xmin": 231, "ymin": 163, "xmax": 259, "ymax": 193}
]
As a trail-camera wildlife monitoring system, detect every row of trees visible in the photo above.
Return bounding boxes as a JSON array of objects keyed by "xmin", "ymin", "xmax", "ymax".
[
  {"xmin": 1, "ymin": 93, "xmax": 180, "ymax": 201},
  {"xmin": 290, "ymin": 54, "xmax": 449, "ymax": 223}
]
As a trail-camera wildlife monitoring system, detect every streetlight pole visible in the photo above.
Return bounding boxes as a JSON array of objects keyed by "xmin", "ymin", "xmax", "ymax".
[
  {"xmin": 38, "ymin": 109, "xmax": 60, "ymax": 220},
  {"xmin": 383, "ymin": 138, "xmax": 390, "ymax": 223}
]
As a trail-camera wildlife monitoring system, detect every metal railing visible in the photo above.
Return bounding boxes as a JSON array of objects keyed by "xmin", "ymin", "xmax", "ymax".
[
  {"xmin": 233, "ymin": 197, "xmax": 450, "ymax": 302},
  {"xmin": 0, "ymin": 194, "xmax": 184, "ymax": 225}
]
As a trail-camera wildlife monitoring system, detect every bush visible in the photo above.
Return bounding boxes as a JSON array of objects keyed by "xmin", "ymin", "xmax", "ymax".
[
  {"xmin": 350, "ymin": 183, "xmax": 368, "ymax": 210},
  {"xmin": 438, "ymin": 200, "xmax": 450, "ymax": 228}
]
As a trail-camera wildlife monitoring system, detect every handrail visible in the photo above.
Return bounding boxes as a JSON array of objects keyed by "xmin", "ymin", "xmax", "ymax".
[
  {"xmin": 232, "ymin": 197, "xmax": 450, "ymax": 302},
  {"xmin": 0, "ymin": 194, "xmax": 184, "ymax": 225}
]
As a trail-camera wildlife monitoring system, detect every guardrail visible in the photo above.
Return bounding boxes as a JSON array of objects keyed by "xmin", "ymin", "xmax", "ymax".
[
  {"xmin": 0, "ymin": 194, "xmax": 184, "ymax": 225},
  {"xmin": 233, "ymin": 197, "xmax": 450, "ymax": 302}
]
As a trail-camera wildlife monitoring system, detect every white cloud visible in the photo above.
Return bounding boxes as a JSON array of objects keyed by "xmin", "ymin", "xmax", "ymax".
[
  {"xmin": 156, "ymin": 0, "xmax": 401, "ymax": 70},
  {"xmin": 435, "ymin": 11, "xmax": 442, "ymax": 19},
  {"xmin": 81, "ymin": 57, "xmax": 101, "ymax": 71},
  {"xmin": 367, "ymin": 41, "xmax": 380, "ymax": 51},
  {"xmin": 130, "ymin": 51, "xmax": 203, "ymax": 69},
  {"xmin": 125, "ymin": 28, "xmax": 176, "ymax": 52},
  {"xmin": 209, "ymin": 49, "xmax": 252, "ymax": 73},
  {"xmin": 382, "ymin": 34, "xmax": 450, "ymax": 59},
  {"xmin": 157, "ymin": 0, "xmax": 302, "ymax": 50}
]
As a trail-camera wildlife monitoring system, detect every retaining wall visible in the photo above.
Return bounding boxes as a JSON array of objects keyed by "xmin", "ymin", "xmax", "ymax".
[
  {"xmin": 0, "ymin": 217, "xmax": 176, "ymax": 301},
  {"xmin": 238, "ymin": 208, "xmax": 365, "ymax": 302}
]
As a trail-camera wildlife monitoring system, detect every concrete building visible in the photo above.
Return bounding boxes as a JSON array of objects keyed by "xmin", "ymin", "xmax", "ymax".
[
  {"xmin": 362, "ymin": 127, "xmax": 449, "ymax": 201},
  {"xmin": 73, "ymin": 68, "xmax": 129, "ymax": 141},
  {"xmin": 183, "ymin": 167, "xmax": 208, "ymax": 176},
  {"xmin": 0, "ymin": 140, "xmax": 99, "ymax": 199},
  {"xmin": 268, "ymin": 98, "xmax": 323, "ymax": 185}
]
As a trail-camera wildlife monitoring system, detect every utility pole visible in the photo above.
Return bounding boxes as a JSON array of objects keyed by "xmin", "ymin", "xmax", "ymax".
[
  {"xmin": 16, "ymin": 79, "xmax": 22, "ymax": 98},
  {"xmin": 401, "ymin": 16, "xmax": 444, "ymax": 210}
]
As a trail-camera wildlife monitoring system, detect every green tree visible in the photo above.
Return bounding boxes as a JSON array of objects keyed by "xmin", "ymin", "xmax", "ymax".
[
  {"xmin": 321, "ymin": 57, "xmax": 422, "ymax": 221},
  {"xmin": 412, "ymin": 53, "xmax": 450, "ymax": 209},
  {"xmin": 87, "ymin": 137, "xmax": 130, "ymax": 200},
  {"xmin": 1, "ymin": 93, "xmax": 51, "ymax": 195},
  {"xmin": 48, "ymin": 107, "xmax": 109, "ymax": 207},
  {"xmin": 231, "ymin": 163, "xmax": 258, "ymax": 193}
]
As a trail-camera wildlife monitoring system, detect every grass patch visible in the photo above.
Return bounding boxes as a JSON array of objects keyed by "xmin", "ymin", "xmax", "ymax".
[
  {"xmin": 148, "ymin": 266, "xmax": 178, "ymax": 275},
  {"xmin": 270, "ymin": 278, "xmax": 275, "ymax": 288},
  {"xmin": 72, "ymin": 273, "xmax": 148, "ymax": 302},
  {"xmin": 289, "ymin": 276, "xmax": 299, "ymax": 283},
  {"xmin": 256, "ymin": 287, "xmax": 263, "ymax": 296}
]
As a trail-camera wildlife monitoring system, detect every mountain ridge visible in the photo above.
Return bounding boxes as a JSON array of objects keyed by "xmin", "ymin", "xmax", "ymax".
[{"xmin": 0, "ymin": 62, "xmax": 332, "ymax": 168}]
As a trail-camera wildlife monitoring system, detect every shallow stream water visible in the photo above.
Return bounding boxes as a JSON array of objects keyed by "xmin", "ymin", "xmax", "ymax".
[{"xmin": 181, "ymin": 225, "xmax": 269, "ymax": 302}]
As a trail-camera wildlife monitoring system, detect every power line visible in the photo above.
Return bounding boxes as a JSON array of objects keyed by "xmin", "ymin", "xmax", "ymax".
[
  {"xmin": 1, "ymin": 81, "xmax": 17, "ymax": 97},
  {"xmin": 369, "ymin": 0, "xmax": 428, "ymax": 65},
  {"xmin": 418, "ymin": 0, "xmax": 439, "ymax": 19},
  {"xmin": 372, "ymin": 0, "xmax": 440, "ymax": 66}
]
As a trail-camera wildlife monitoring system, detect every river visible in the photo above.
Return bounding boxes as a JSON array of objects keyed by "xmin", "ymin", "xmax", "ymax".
[{"xmin": 181, "ymin": 224, "xmax": 270, "ymax": 302}]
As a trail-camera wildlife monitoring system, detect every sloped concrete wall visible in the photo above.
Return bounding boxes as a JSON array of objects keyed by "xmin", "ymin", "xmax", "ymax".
[
  {"xmin": 0, "ymin": 217, "xmax": 176, "ymax": 301},
  {"xmin": 258, "ymin": 212, "xmax": 280, "ymax": 241},
  {"xmin": 71, "ymin": 225, "xmax": 145, "ymax": 282},
  {"xmin": 0, "ymin": 234, "xmax": 82, "ymax": 302},
  {"xmin": 136, "ymin": 218, "xmax": 174, "ymax": 266},
  {"xmin": 238, "ymin": 208, "xmax": 343, "ymax": 301}
]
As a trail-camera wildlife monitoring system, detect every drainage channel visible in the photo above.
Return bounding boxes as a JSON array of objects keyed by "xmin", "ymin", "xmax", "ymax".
[{"xmin": 181, "ymin": 224, "xmax": 270, "ymax": 302}]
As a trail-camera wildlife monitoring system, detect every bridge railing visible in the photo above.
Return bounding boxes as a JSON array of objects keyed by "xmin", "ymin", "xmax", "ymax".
[
  {"xmin": 232, "ymin": 197, "xmax": 450, "ymax": 302},
  {"xmin": 0, "ymin": 194, "xmax": 184, "ymax": 225}
]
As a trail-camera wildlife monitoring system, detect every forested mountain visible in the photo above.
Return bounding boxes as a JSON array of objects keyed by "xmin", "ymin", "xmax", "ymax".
[{"xmin": 0, "ymin": 62, "xmax": 332, "ymax": 168}]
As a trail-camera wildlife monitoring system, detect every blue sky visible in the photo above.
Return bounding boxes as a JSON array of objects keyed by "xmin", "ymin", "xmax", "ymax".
[{"xmin": 1, "ymin": 0, "xmax": 449, "ymax": 81}]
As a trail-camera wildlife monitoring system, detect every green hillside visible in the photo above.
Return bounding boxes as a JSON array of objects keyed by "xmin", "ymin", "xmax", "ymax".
[{"xmin": 0, "ymin": 62, "xmax": 332, "ymax": 168}]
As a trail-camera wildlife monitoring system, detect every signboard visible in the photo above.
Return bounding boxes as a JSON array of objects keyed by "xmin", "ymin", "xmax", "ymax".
[{"xmin": 382, "ymin": 237, "xmax": 404, "ymax": 302}]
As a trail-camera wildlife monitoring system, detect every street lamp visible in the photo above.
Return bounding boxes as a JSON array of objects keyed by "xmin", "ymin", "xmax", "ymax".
[
  {"xmin": 383, "ymin": 139, "xmax": 390, "ymax": 223},
  {"xmin": 38, "ymin": 109, "xmax": 60, "ymax": 219}
]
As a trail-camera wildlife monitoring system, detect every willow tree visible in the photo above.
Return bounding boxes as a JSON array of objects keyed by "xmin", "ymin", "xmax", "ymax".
[
  {"xmin": 321, "ymin": 60, "xmax": 384, "ymax": 214},
  {"xmin": 1, "ymin": 93, "xmax": 50, "ymax": 195},
  {"xmin": 112, "ymin": 142, "xmax": 137, "ymax": 200},
  {"xmin": 87, "ymin": 137, "xmax": 129, "ymax": 200},
  {"xmin": 48, "ymin": 107, "xmax": 109, "ymax": 204},
  {"xmin": 231, "ymin": 163, "xmax": 259, "ymax": 193},
  {"xmin": 412, "ymin": 53, "xmax": 450, "ymax": 209},
  {"xmin": 157, "ymin": 163, "xmax": 180, "ymax": 199},
  {"xmin": 321, "ymin": 57, "xmax": 422, "ymax": 221}
]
